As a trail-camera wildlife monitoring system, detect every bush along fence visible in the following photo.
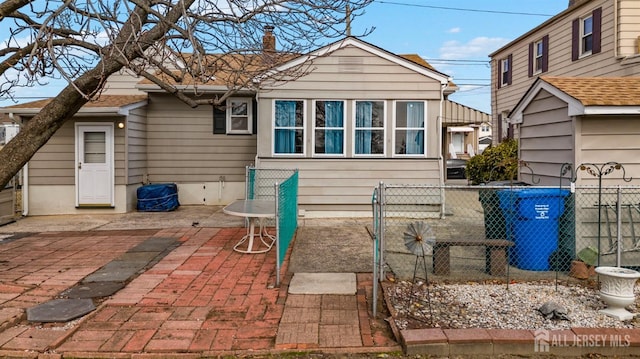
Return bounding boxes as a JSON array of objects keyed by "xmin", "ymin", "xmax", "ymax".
[
  {"xmin": 246, "ymin": 166, "xmax": 298, "ymax": 286},
  {"xmin": 371, "ymin": 182, "xmax": 640, "ymax": 288}
]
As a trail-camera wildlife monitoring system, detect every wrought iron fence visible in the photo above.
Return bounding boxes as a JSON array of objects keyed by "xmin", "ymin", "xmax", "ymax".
[{"xmin": 372, "ymin": 183, "xmax": 640, "ymax": 284}]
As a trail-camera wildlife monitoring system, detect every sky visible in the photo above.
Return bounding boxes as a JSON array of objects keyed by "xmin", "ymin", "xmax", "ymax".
[
  {"xmin": 0, "ymin": 1, "xmax": 570, "ymax": 113},
  {"xmin": 350, "ymin": 0, "xmax": 569, "ymax": 113}
]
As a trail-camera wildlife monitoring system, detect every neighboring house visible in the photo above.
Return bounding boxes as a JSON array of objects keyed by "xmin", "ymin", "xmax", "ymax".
[
  {"xmin": 490, "ymin": 0, "xmax": 640, "ymax": 145},
  {"xmin": 441, "ymin": 100, "xmax": 490, "ymax": 160},
  {"xmin": 478, "ymin": 122, "xmax": 492, "ymax": 154},
  {"xmin": 2, "ymin": 36, "xmax": 489, "ymax": 217}
]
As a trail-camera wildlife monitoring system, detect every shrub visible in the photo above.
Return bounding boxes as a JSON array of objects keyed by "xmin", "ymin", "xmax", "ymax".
[{"xmin": 466, "ymin": 139, "xmax": 519, "ymax": 185}]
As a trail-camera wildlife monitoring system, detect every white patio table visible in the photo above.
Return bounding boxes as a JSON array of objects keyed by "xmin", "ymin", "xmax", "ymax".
[{"xmin": 222, "ymin": 199, "xmax": 276, "ymax": 253}]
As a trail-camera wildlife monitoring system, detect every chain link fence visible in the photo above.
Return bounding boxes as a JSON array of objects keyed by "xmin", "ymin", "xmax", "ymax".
[
  {"xmin": 373, "ymin": 183, "xmax": 640, "ymax": 283},
  {"xmin": 246, "ymin": 166, "xmax": 299, "ymax": 285}
]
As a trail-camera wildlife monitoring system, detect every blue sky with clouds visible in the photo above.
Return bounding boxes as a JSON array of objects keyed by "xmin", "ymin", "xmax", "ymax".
[
  {"xmin": 0, "ymin": 1, "xmax": 569, "ymax": 112},
  {"xmin": 350, "ymin": 0, "xmax": 569, "ymax": 113}
]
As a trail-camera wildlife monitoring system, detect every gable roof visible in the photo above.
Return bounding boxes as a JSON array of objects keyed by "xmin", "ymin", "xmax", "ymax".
[
  {"xmin": 258, "ymin": 36, "xmax": 451, "ymax": 86},
  {"xmin": 510, "ymin": 76, "xmax": 640, "ymax": 123},
  {"xmin": 2, "ymin": 95, "xmax": 148, "ymax": 116}
]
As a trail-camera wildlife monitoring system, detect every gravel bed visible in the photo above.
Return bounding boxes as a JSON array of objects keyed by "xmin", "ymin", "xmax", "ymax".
[{"xmin": 385, "ymin": 280, "xmax": 640, "ymax": 330}]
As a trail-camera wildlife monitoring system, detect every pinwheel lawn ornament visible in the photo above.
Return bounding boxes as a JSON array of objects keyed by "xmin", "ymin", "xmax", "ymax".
[
  {"xmin": 403, "ymin": 221, "xmax": 436, "ymax": 257},
  {"xmin": 402, "ymin": 221, "xmax": 435, "ymax": 324}
]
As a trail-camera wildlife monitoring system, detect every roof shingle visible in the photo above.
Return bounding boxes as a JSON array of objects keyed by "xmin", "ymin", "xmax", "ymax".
[
  {"xmin": 3, "ymin": 95, "xmax": 147, "ymax": 110},
  {"xmin": 541, "ymin": 76, "xmax": 640, "ymax": 106}
]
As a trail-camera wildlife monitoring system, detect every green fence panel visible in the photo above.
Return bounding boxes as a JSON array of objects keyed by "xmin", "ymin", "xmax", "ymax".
[{"xmin": 277, "ymin": 171, "xmax": 298, "ymax": 267}]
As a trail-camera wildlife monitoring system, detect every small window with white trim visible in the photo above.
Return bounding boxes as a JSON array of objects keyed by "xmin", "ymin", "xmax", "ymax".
[
  {"xmin": 500, "ymin": 57, "xmax": 510, "ymax": 87},
  {"xmin": 581, "ymin": 14, "xmax": 593, "ymax": 55},
  {"xmin": 227, "ymin": 98, "xmax": 252, "ymax": 134},
  {"xmin": 533, "ymin": 39, "xmax": 544, "ymax": 74}
]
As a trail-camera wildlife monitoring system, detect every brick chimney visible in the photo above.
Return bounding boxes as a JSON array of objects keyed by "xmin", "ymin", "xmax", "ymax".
[{"xmin": 263, "ymin": 26, "xmax": 276, "ymax": 53}]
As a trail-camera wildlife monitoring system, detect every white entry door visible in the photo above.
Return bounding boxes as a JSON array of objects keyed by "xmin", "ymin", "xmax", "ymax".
[
  {"xmin": 76, "ymin": 124, "xmax": 114, "ymax": 206},
  {"xmin": 451, "ymin": 132, "xmax": 464, "ymax": 154}
]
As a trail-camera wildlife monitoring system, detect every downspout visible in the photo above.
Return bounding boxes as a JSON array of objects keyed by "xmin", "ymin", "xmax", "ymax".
[
  {"xmin": 21, "ymin": 163, "xmax": 28, "ymax": 216},
  {"xmin": 614, "ymin": 0, "xmax": 619, "ymax": 58},
  {"xmin": 254, "ymin": 92, "xmax": 261, "ymax": 168},
  {"xmin": 8, "ymin": 113, "xmax": 28, "ymax": 216}
]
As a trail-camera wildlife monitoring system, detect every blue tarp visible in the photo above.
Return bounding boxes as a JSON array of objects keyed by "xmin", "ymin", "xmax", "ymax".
[{"xmin": 136, "ymin": 183, "xmax": 179, "ymax": 212}]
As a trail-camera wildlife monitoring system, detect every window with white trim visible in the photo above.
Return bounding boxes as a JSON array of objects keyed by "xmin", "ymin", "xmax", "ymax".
[
  {"xmin": 274, "ymin": 100, "xmax": 304, "ymax": 155},
  {"xmin": 500, "ymin": 57, "xmax": 511, "ymax": 87},
  {"xmin": 227, "ymin": 98, "xmax": 252, "ymax": 134},
  {"xmin": 394, "ymin": 101, "xmax": 425, "ymax": 155},
  {"xmin": 314, "ymin": 100, "xmax": 345, "ymax": 155},
  {"xmin": 533, "ymin": 39, "xmax": 544, "ymax": 74},
  {"xmin": 581, "ymin": 13, "xmax": 593, "ymax": 55},
  {"xmin": 354, "ymin": 100, "xmax": 385, "ymax": 156}
]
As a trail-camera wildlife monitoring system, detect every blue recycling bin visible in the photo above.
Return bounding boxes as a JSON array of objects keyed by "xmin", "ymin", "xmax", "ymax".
[{"xmin": 497, "ymin": 188, "xmax": 570, "ymax": 271}]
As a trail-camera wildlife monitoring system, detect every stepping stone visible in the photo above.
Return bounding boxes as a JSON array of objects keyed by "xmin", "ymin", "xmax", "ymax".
[
  {"xmin": 129, "ymin": 237, "xmax": 178, "ymax": 252},
  {"xmin": 288, "ymin": 272, "xmax": 357, "ymax": 295},
  {"xmin": 27, "ymin": 299, "xmax": 95, "ymax": 322},
  {"xmin": 83, "ymin": 265, "xmax": 142, "ymax": 283},
  {"xmin": 61, "ymin": 281, "xmax": 125, "ymax": 299}
]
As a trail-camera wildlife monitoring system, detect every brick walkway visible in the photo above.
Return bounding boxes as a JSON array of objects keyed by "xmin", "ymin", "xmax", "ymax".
[{"xmin": 0, "ymin": 227, "xmax": 398, "ymax": 357}]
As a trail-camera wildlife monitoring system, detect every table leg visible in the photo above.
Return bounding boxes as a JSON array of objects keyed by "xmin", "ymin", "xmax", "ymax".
[{"xmin": 233, "ymin": 217, "xmax": 274, "ymax": 254}]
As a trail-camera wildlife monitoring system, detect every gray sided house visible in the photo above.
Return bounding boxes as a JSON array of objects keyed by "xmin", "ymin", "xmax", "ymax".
[
  {"xmin": 510, "ymin": 76, "xmax": 640, "ymax": 186},
  {"xmin": 490, "ymin": 0, "xmax": 640, "ymax": 145},
  {"xmin": 2, "ymin": 37, "xmax": 457, "ymax": 217}
]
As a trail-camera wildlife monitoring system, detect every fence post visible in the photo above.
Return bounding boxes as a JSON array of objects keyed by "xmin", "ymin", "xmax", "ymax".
[
  {"xmin": 616, "ymin": 186, "xmax": 622, "ymax": 267},
  {"xmin": 371, "ymin": 187, "xmax": 378, "ymax": 317},
  {"xmin": 275, "ymin": 182, "xmax": 281, "ymax": 286},
  {"xmin": 378, "ymin": 181, "xmax": 386, "ymax": 281}
]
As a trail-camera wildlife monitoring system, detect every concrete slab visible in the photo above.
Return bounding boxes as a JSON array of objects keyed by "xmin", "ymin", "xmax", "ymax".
[
  {"xmin": 27, "ymin": 299, "xmax": 95, "ymax": 322},
  {"xmin": 61, "ymin": 281, "xmax": 125, "ymax": 299},
  {"xmin": 83, "ymin": 265, "xmax": 142, "ymax": 283},
  {"xmin": 288, "ymin": 272, "xmax": 357, "ymax": 295},
  {"xmin": 117, "ymin": 251, "xmax": 162, "ymax": 263},
  {"xmin": 129, "ymin": 237, "xmax": 178, "ymax": 252}
]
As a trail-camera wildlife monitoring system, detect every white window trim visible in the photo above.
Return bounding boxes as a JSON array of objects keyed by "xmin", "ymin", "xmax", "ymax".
[
  {"xmin": 226, "ymin": 97, "xmax": 252, "ymax": 134},
  {"xmin": 500, "ymin": 58, "xmax": 510, "ymax": 87},
  {"xmin": 312, "ymin": 99, "xmax": 346, "ymax": 157},
  {"xmin": 272, "ymin": 99, "xmax": 306, "ymax": 157},
  {"xmin": 392, "ymin": 100, "xmax": 427, "ymax": 158},
  {"xmin": 580, "ymin": 13, "xmax": 594, "ymax": 58},
  {"xmin": 352, "ymin": 100, "xmax": 386, "ymax": 157},
  {"xmin": 533, "ymin": 39, "xmax": 544, "ymax": 75}
]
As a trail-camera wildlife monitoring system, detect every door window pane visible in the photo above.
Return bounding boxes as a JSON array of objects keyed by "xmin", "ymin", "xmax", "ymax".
[{"xmin": 84, "ymin": 132, "xmax": 106, "ymax": 163}]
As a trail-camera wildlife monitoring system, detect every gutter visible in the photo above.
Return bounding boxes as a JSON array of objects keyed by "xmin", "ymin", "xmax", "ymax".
[{"xmin": 22, "ymin": 163, "xmax": 28, "ymax": 216}]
